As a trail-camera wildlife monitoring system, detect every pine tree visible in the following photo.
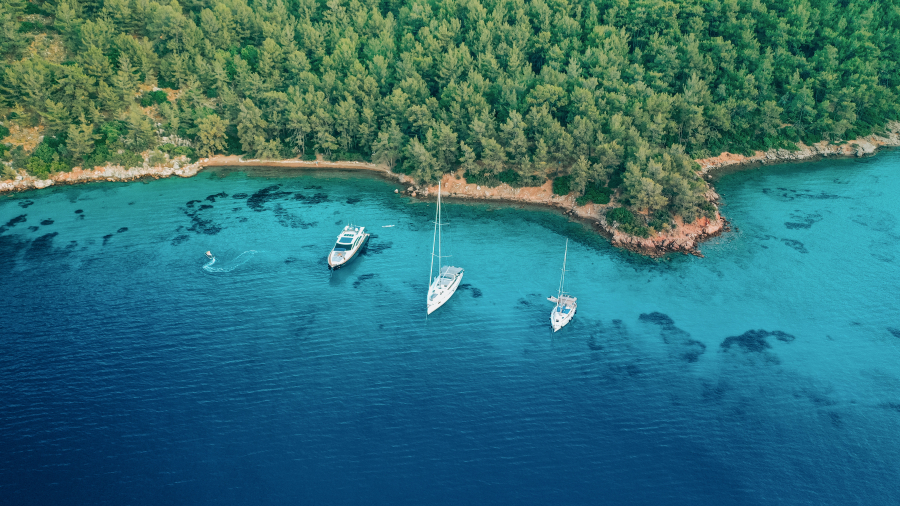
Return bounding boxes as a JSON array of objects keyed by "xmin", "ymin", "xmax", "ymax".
[
  {"xmin": 568, "ymin": 156, "xmax": 590, "ymax": 194},
  {"xmin": 237, "ymin": 99, "xmax": 269, "ymax": 154},
  {"xmin": 125, "ymin": 107, "xmax": 156, "ymax": 150},
  {"xmin": 257, "ymin": 138, "xmax": 284, "ymax": 160},
  {"xmin": 196, "ymin": 114, "xmax": 227, "ymax": 157},
  {"xmin": 111, "ymin": 55, "xmax": 139, "ymax": 104},
  {"xmin": 634, "ymin": 177, "xmax": 668, "ymax": 213},
  {"xmin": 406, "ymin": 137, "xmax": 440, "ymax": 183},
  {"xmin": 480, "ymin": 137, "xmax": 507, "ymax": 174},
  {"xmin": 286, "ymin": 108, "xmax": 310, "ymax": 156},
  {"xmin": 41, "ymin": 100, "xmax": 72, "ymax": 135},
  {"xmin": 66, "ymin": 122, "xmax": 97, "ymax": 163},
  {"xmin": 459, "ymin": 141, "xmax": 477, "ymax": 173},
  {"xmin": 372, "ymin": 121, "xmax": 405, "ymax": 170}
]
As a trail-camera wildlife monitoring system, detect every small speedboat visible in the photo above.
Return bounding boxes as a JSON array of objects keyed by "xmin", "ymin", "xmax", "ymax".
[
  {"xmin": 328, "ymin": 225, "xmax": 369, "ymax": 269},
  {"xmin": 206, "ymin": 251, "xmax": 214, "ymax": 260}
]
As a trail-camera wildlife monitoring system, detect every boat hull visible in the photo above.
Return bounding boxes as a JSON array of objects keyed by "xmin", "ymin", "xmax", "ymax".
[
  {"xmin": 551, "ymin": 304, "xmax": 576, "ymax": 332},
  {"xmin": 328, "ymin": 234, "xmax": 369, "ymax": 269},
  {"xmin": 427, "ymin": 270, "xmax": 464, "ymax": 314}
]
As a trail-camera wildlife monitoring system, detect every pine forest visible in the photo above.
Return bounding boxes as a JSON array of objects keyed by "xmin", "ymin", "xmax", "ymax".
[{"xmin": 1, "ymin": 0, "xmax": 899, "ymax": 228}]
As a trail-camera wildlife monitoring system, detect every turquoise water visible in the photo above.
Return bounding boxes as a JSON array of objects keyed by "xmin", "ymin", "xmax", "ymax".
[{"xmin": 2, "ymin": 153, "xmax": 899, "ymax": 504}]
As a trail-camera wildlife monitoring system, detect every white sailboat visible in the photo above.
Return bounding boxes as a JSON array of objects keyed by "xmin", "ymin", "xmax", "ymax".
[
  {"xmin": 427, "ymin": 182, "xmax": 464, "ymax": 314},
  {"xmin": 547, "ymin": 239, "xmax": 576, "ymax": 332}
]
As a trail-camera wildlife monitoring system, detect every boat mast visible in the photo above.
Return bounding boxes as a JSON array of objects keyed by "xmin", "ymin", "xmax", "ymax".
[
  {"xmin": 437, "ymin": 181, "xmax": 442, "ymax": 268},
  {"xmin": 558, "ymin": 239, "xmax": 568, "ymax": 300},
  {"xmin": 430, "ymin": 181, "xmax": 440, "ymax": 285}
]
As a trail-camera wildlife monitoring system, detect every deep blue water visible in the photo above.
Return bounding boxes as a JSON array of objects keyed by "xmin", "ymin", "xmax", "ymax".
[{"xmin": 2, "ymin": 154, "xmax": 900, "ymax": 505}]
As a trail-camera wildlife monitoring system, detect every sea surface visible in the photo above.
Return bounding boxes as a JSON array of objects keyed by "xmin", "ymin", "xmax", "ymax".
[{"xmin": 2, "ymin": 152, "xmax": 900, "ymax": 505}]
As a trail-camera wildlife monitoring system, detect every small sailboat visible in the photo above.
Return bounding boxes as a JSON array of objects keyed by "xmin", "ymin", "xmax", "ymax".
[
  {"xmin": 427, "ymin": 182, "xmax": 464, "ymax": 314},
  {"xmin": 547, "ymin": 239, "xmax": 576, "ymax": 332},
  {"xmin": 328, "ymin": 224, "xmax": 370, "ymax": 269}
]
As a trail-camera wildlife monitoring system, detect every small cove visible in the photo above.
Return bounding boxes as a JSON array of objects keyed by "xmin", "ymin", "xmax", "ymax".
[{"xmin": 1, "ymin": 153, "xmax": 899, "ymax": 505}]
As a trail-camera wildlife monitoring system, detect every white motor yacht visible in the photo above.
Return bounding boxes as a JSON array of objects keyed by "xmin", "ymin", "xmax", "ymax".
[{"xmin": 328, "ymin": 225, "xmax": 369, "ymax": 269}]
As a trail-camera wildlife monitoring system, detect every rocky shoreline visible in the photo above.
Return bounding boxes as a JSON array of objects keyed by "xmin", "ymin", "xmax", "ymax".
[
  {"xmin": 407, "ymin": 175, "xmax": 727, "ymax": 257},
  {"xmin": 0, "ymin": 156, "xmax": 205, "ymax": 192},
  {"xmin": 2, "ymin": 122, "xmax": 897, "ymax": 257},
  {"xmin": 695, "ymin": 122, "xmax": 900, "ymax": 175},
  {"xmin": 0, "ymin": 155, "xmax": 407, "ymax": 193}
]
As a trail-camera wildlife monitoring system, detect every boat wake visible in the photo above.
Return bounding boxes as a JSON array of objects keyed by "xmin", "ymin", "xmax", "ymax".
[{"xmin": 202, "ymin": 250, "xmax": 259, "ymax": 273}]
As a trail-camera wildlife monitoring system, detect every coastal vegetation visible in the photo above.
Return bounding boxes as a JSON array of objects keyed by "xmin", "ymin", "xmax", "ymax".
[{"xmin": 1, "ymin": 0, "xmax": 899, "ymax": 226}]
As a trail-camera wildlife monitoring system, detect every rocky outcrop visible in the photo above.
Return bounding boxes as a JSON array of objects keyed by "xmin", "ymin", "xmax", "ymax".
[
  {"xmin": 602, "ymin": 213, "xmax": 726, "ymax": 257},
  {"xmin": 0, "ymin": 157, "xmax": 203, "ymax": 193},
  {"xmin": 410, "ymin": 174, "xmax": 727, "ymax": 257}
]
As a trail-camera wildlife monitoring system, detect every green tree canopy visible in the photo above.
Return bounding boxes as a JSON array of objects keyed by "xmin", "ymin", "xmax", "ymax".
[{"xmin": 2, "ymin": 0, "xmax": 898, "ymax": 223}]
